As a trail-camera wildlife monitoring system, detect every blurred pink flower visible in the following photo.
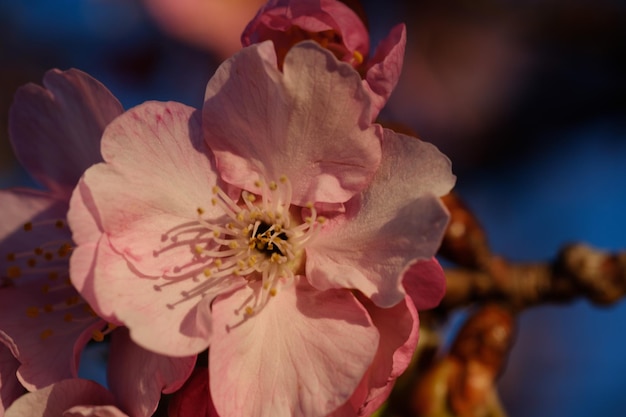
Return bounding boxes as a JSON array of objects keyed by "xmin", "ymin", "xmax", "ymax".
[
  {"xmin": 242, "ymin": 0, "xmax": 407, "ymax": 120},
  {"xmin": 0, "ymin": 69, "xmax": 194, "ymax": 417},
  {"xmin": 4, "ymin": 378, "xmax": 129, "ymax": 417},
  {"xmin": 68, "ymin": 41, "xmax": 453, "ymax": 417},
  {"xmin": 141, "ymin": 0, "xmax": 267, "ymax": 59}
]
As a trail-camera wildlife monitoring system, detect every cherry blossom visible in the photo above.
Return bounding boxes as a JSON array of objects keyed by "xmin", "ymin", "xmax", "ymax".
[
  {"xmin": 69, "ymin": 41, "xmax": 454, "ymax": 417},
  {"xmin": 242, "ymin": 0, "xmax": 407, "ymax": 120},
  {"xmin": 0, "ymin": 69, "xmax": 194, "ymax": 417}
]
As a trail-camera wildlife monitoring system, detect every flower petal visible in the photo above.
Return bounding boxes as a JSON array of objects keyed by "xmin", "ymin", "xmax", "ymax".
[
  {"xmin": 0, "ymin": 189, "xmax": 70, "ymax": 286},
  {"xmin": 107, "ymin": 327, "xmax": 195, "ymax": 417},
  {"xmin": 74, "ymin": 101, "xmax": 221, "ymax": 279},
  {"xmin": 332, "ymin": 294, "xmax": 419, "ymax": 416},
  {"xmin": 0, "ymin": 282, "xmax": 104, "ymax": 390},
  {"xmin": 363, "ymin": 24, "xmax": 406, "ymax": 120},
  {"xmin": 306, "ymin": 130, "xmax": 455, "ymax": 308},
  {"xmin": 70, "ymin": 234, "xmax": 225, "ymax": 357},
  {"xmin": 4, "ymin": 379, "xmax": 122, "ymax": 417},
  {"xmin": 0, "ymin": 341, "xmax": 24, "ymax": 415},
  {"xmin": 209, "ymin": 278, "xmax": 379, "ymax": 417},
  {"xmin": 403, "ymin": 258, "xmax": 447, "ymax": 311},
  {"xmin": 203, "ymin": 41, "xmax": 382, "ymax": 205},
  {"xmin": 8, "ymin": 69, "xmax": 123, "ymax": 198}
]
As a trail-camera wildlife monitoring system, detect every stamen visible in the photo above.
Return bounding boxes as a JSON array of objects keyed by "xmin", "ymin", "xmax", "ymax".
[{"xmin": 154, "ymin": 175, "xmax": 324, "ymax": 316}]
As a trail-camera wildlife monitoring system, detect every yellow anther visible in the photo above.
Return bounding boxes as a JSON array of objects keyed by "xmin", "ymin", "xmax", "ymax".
[
  {"xmin": 213, "ymin": 230, "xmax": 220, "ymax": 237},
  {"xmin": 41, "ymin": 284, "xmax": 50, "ymax": 294},
  {"xmin": 44, "ymin": 252, "xmax": 53, "ymax": 261},
  {"xmin": 305, "ymin": 202, "xmax": 313, "ymax": 209},
  {"xmin": 55, "ymin": 220, "xmax": 65, "ymax": 229},
  {"xmin": 352, "ymin": 50, "xmax": 364, "ymax": 65},
  {"xmin": 92, "ymin": 330, "xmax": 104, "ymax": 342},
  {"xmin": 6, "ymin": 266, "xmax": 21, "ymax": 278},
  {"xmin": 107, "ymin": 323, "xmax": 117, "ymax": 331},
  {"xmin": 34, "ymin": 247, "xmax": 43, "ymax": 256},
  {"xmin": 229, "ymin": 241, "xmax": 239, "ymax": 249},
  {"xmin": 27, "ymin": 258, "xmax": 37, "ymax": 267},
  {"xmin": 211, "ymin": 198, "xmax": 218, "ymax": 206},
  {"xmin": 40, "ymin": 329, "xmax": 53, "ymax": 340},
  {"xmin": 254, "ymin": 180, "xmax": 262, "ymax": 188},
  {"xmin": 203, "ymin": 268, "xmax": 212, "ymax": 277},
  {"xmin": 270, "ymin": 253, "xmax": 281, "ymax": 263},
  {"xmin": 279, "ymin": 175, "xmax": 288, "ymax": 183},
  {"xmin": 58, "ymin": 243, "xmax": 72, "ymax": 258},
  {"xmin": 6, "ymin": 253, "xmax": 16, "ymax": 261},
  {"xmin": 269, "ymin": 288, "xmax": 277, "ymax": 297},
  {"xmin": 245, "ymin": 306, "xmax": 254, "ymax": 316},
  {"xmin": 317, "ymin": 216, "xmax": 327, "ymax": 224},
  {"xmin": 63, "ymin": 313, "xmax": 73, "ymax": 322},
  {"xmin": 212, "ymin": 186, "xmax": 220, "ymax": 194},
  {"xmin": 197, "ymin": 207, "xmax": 205, "ymax": 215},
  {"xmin": 26, "ymin": 307, "xmax": 39, "ymax": 318},
  {"xmin": 237, "ymin": 260, "xmax": 245, "ymax": 269},
  {"xmin": 246, "ymin": 194, "xmax": 257, "ymax": 202},
  {"xmin": 48, "ymin": 272, "xmax": 58, "ymax": 280},
  {"xmin": 269, "ymin": 181, "xmax": 278, "ymax": 191},
  {"xmin": 43, "ymin": 304, "xmax": 54, "ymax": 313},
  {"xmin": 236, "ymin": 213, "xmax": 245, "ymax": 222},
  {"xmin": 195, "ymin": 245, "xmax": 204, "ymax": 254},
  {"xmin": 23, "ymin": 222, "xmax": 33, "ymax": 231}
]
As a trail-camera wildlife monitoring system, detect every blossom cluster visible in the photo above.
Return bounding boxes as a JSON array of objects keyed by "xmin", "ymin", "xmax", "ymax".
[{"xmin": 0, "ymin": 1, "xmax": 454, "ymax": 416}]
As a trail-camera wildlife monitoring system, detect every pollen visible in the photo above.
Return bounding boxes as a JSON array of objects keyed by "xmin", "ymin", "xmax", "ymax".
[
  {"xmin": 156, "ymin": 175, "xmax": 324, "ymax": 318},
  {"xmin": 352, "ymin": 50, "xmax": 364, "ymax": 65}
]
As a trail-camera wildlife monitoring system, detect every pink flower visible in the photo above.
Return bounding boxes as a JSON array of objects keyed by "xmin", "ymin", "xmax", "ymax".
[
  {"xmin": 0, "ymin": 69, "xmax": 194, "ymax": 417},
  {"xmin": 4, "ymin": 378, "xmax": 129, "ymax": 417},
  {"xmin": 69, "ymin": 41, "xmax": 454, "ymax": 417},
  {"xmin": 242, "ymin": 0, "xmax": 407, "ymax": 120}
]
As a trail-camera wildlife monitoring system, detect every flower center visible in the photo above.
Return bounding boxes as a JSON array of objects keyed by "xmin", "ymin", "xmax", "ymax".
[{"xmin": 155, "ymin": 176, "xmax": 325, "ymax": 316}]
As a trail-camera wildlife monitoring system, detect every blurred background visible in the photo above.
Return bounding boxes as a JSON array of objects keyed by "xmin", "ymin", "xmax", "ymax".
[{"xmin": 1, "ymin": 0, "xmax": 625, "ymax": 416}]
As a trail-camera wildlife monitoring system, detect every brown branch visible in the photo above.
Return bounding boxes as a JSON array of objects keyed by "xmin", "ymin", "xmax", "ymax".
[
  {"xmin": 440, "ymin": 243, "xmax": 626, "ymax": 311},
  {"xmin": 437, "ymin": 192, "xmax": 626, "ymax": 311}
]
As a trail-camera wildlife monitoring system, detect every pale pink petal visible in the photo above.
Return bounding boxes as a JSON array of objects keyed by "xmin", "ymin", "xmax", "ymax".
[
  {"xmin": 0, "ymin": 282, "xmax": 104, "ymax": 390},
  {"xmin": 73, "ymin": 101, "xmax": 223, "ymax": 279},
  {"xmin": 209, "ymin": 278, "xmax": 379, "ymax": 417},
  {"xmin": 0, "ymin": 189, "xmax": 70, "ymax": 286},
  {"xmin": 70, "ymin": 234, "xmax": 227, "ymax": 357},
  {"xmin": 8, "ymin": 69, "xmax": 123, "ymax": 198},
  {"xmin": 403, "ymin": 258, "xmax": 447, "ymax": 311},
  {"xmin": 363, "ymin": 24, "xmax": 406, "ymax": 120},
  {"xmin": 4, "ymin": 379, "xmax": 123, "ymax": 417},
  {"xmin": 332, "ymin": 294, "xmax": 419, "ymax": 416},
  {"xmin": 242, "ymin": 0, "xmax": 369, "ymax": 60},
  {"xmin": 306, "ymin": 130, "xmax": 455, "ymax": 307},
  {"xmin": 0, "ymin": 341, "xmax": 24, "ymax": 414},
  {"xmin": 107, "ymin": 327, "xmax": 195, "ymax": 417},
  {"xmin": 203, "ymin": 41, "xmax": 382, "ymax": 206}
]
